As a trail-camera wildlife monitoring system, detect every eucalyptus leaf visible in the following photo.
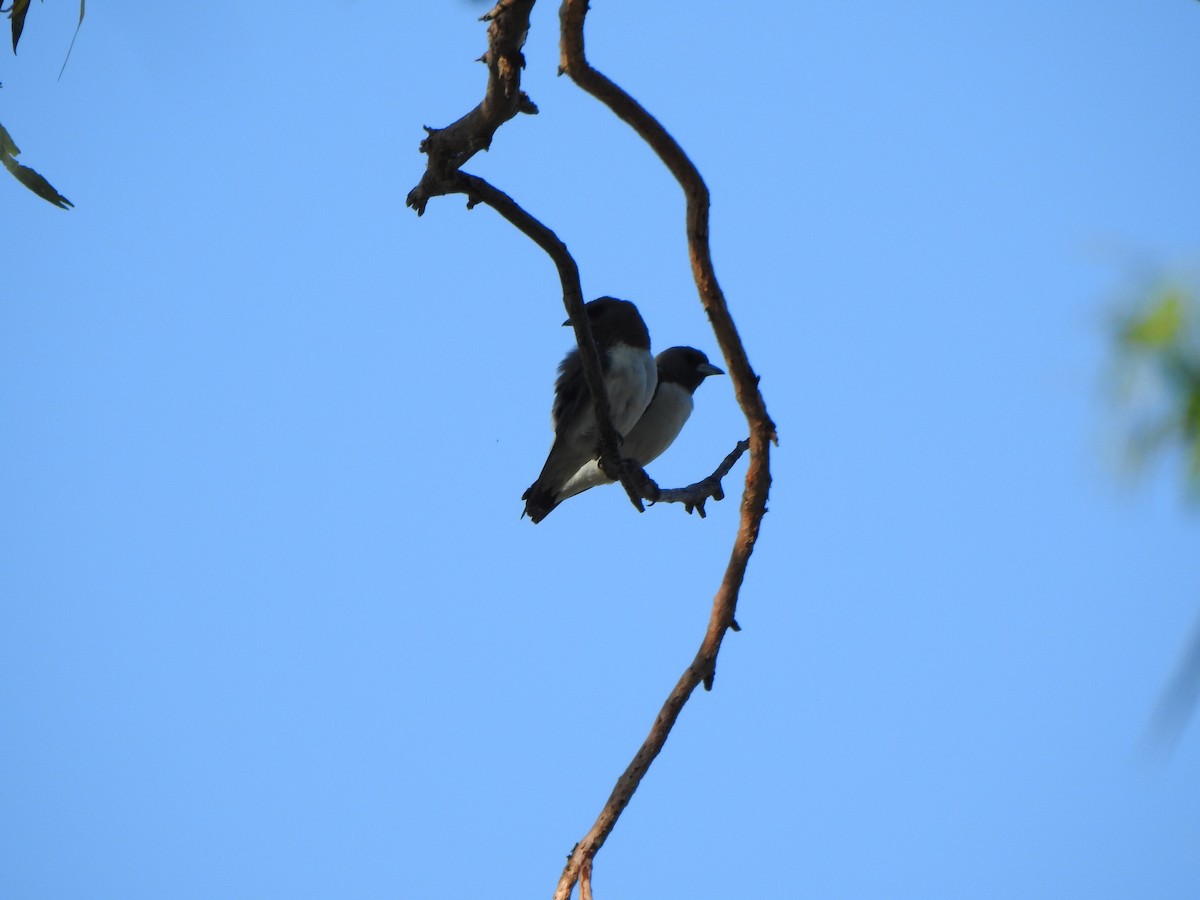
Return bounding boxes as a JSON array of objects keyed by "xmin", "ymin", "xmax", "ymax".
[
  {"xmin": 0, "ymin": 119, "xmax": 73, "ymax": 209},
  {"xmin": 9, "ymin": 0, "xmax": 30, "ymax": 53}
]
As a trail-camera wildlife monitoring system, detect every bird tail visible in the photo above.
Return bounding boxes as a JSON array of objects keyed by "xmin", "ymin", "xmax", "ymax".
[
  {"xmin": 521, "ymin": 482, "xmax": 560, "ymax": 524},
  {"xmin": 522, "ymin": 438, "xmax": 586, "ymax": 524}
]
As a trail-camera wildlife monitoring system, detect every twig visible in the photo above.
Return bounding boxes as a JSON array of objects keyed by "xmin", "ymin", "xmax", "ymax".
[
  {"xmin": 610, "ymin": 438, "xmax": 749, "ymax": 517},
  {"xmin": 406, "ymin": 2, "xmax": 647, "ymax": 512},
  {"xmin": 439, "ymin": 171, "xmax": 648, "ymax": 510},
  {"xmin": 406, "ymin": 0, "xmax": 538, "ymax": 217},
  {"xmin": 579, "ymin": 858, "xmax": 593, "ymax": 900},
  {"xmin": 552, "ymin": 2, "xmax": 776, "ymax": 897},
  {"xmin": 650, "ymin": 438, "xmax": 749, "ymax": 516}
]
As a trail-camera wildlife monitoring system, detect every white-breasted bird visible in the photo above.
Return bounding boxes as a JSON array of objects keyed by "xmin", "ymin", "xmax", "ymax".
[
  {"xmin": 522, "ymin": 297, "xmax": 657, "ymax": 523},
  {"xmin": 546, "ymin": 346, "xmax": 724, "ymax": 516}
]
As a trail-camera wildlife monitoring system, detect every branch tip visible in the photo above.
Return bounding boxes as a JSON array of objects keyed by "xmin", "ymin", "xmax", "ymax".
[
  {"xmin": 480, "ymin": 0, "xmax": 508, "ymax": 23},
  {"xmin": 703, "ymin": 660, "xmax": 717, "ymax": 692}
]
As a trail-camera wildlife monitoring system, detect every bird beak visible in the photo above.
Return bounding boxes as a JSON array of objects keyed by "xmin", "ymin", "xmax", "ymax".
[
  {"xmin": 698, "ymin": 362, "xmax": 724, "ymax": 376},
  {"xmin": 562, "ymin": 317, "xmax": 573, "ymax": 327}
]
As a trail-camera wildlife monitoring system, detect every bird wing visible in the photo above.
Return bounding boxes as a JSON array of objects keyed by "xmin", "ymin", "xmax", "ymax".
[{"xmin": 550, "ymin": 348, "xmax": 592, "ymax": 437}]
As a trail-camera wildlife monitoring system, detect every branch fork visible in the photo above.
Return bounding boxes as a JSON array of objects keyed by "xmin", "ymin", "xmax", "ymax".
[{"xmin": 408, "ymin": 3, "xmax": 775, "ymax": 897}]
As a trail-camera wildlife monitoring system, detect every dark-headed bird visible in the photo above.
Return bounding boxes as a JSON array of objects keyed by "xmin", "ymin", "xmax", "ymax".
[
  {"xmin": 550, "ymin": 346, "xmax": 723, "ymax": 511},
  {"xmin": 522, "ymin": 297, "xmax": 657, "ymax": 523}
]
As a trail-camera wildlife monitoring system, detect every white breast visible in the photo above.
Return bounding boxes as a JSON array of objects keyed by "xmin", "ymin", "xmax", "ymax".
[
  {"xmin": 555, "ymin": 380, "xmax": 693, "ymax": 503},
  {"xmin": 621, "ymin": 382, "xmax": 693, "ymax": 466},
  {"xmin": 604, "ymin": 344, "xmax": 658, "ymax": 436}
]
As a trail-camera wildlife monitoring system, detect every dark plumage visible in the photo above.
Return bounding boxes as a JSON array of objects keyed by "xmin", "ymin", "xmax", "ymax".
[
  {"xmin": 522, "ymin": 297, "xmax": 657, "ymax": 523},
  {"xmin": 552, "ymin": 346, "xmax": 724, "ymax": 510}
]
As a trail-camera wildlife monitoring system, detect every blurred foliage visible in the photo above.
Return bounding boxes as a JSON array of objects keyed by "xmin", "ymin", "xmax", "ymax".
[
  {"xmin": 1114, "ymin": 285, "xmax": 1200, "ymax": 494},
  {"xmin": 1115, "ymin": 281, "xmax": 1200, "ymax": 756},
  {"xmin": 2, "ymin": 0, "xmax": 82, "ymax": 208}
]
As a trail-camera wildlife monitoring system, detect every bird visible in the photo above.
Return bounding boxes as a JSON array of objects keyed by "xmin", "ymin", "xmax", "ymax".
[
  {"xmin": 552, "ymin": 346, "xmax": 724, "ymax": 508},
  {"xmin": 522, "ymin": 297, "xmax": 657, "ymax": 523}
]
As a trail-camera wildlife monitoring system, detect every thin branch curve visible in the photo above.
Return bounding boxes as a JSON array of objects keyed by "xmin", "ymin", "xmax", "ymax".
[
  {"xmin": 405, "ymin": 3, "xmax": 776, "ymax": 899},
  {"xmin": 552, "ymin": 3, "xmax": 777, "ymax": 897}
]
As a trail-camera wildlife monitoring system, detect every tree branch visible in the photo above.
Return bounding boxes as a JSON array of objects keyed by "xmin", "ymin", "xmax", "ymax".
[
  {"xmin": 605, "ymin": 438, "xmax": 749, "ymax": 518},
  {"xmin": 406, "ymin": 1, "xmax": 654, "ymax": 513},
  {"xmin": 649, "ymin": 438, "xmax": 749, "ymax": 516},
  {"xmin": 406, "ymin": 3, "xmax": 774, "ymax": 898},
  {"xmin": 405, "ymin": 0, "xmax": 539, "ymax": 217},
  {"xmin": 428, "ymin": 169, "xmax": 651, "ymax": 510},
  {"xmin": 553, "ymin": 3, "xmax": 777, "ymax": 897}
]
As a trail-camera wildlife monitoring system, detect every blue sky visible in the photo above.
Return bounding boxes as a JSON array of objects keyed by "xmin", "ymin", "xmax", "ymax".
[{"xmin": 3, "ymin": 2, "xmax": 1200, "ymax": 897}]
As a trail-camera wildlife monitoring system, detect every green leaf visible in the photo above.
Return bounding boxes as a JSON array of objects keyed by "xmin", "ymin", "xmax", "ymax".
[
  {"xmin": 9, "ymin": 0, "xmax": 30, "ymax": 53},
  {"xmin": 1122, "ymin": 291, "xmax": 1185, "ymax": 348},
  {"xmin": 0, "ymin": 119, "xmax": 73, "ymax": 209},
  {"xmin": 0, "ymin": 120, "xmax": 19, "ymax": 158}
]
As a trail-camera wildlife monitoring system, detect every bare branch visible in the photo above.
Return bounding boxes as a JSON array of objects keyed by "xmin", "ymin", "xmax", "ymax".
[
  {"xmin": 650, "ymin": 438, "xmax": 749, "ymax": 516},
  {"xmin": 607, "ymin": 438, "xmax": 749, "ymax": 518},
  {"xmin": 405, "ymin": 4, "xmax": 774, "ymax": 898},
  {"xmin": 446, "ymin": 171, "xmax": 650, "ymax": 511},
  {"xmin": 551, "ymin": 630, "xmax": 726, "ymax": 900},
  {"xmin": 405, "ymin": 0, "xmax": 539, "ymax": 217},
  {"xmin": 558, "ymin": 3, "xmax": 777, "ymax": 445},
  {"xmin": 406, "ymin": 2, "xmax": 650, "ymax": 513},
  {"xmin": 553, "ymin": 2, "xmax": 777, "ymax": 896},
  {"xmin": 579, "ymin": 858, "xmax": 593, "ymax": 900}
]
